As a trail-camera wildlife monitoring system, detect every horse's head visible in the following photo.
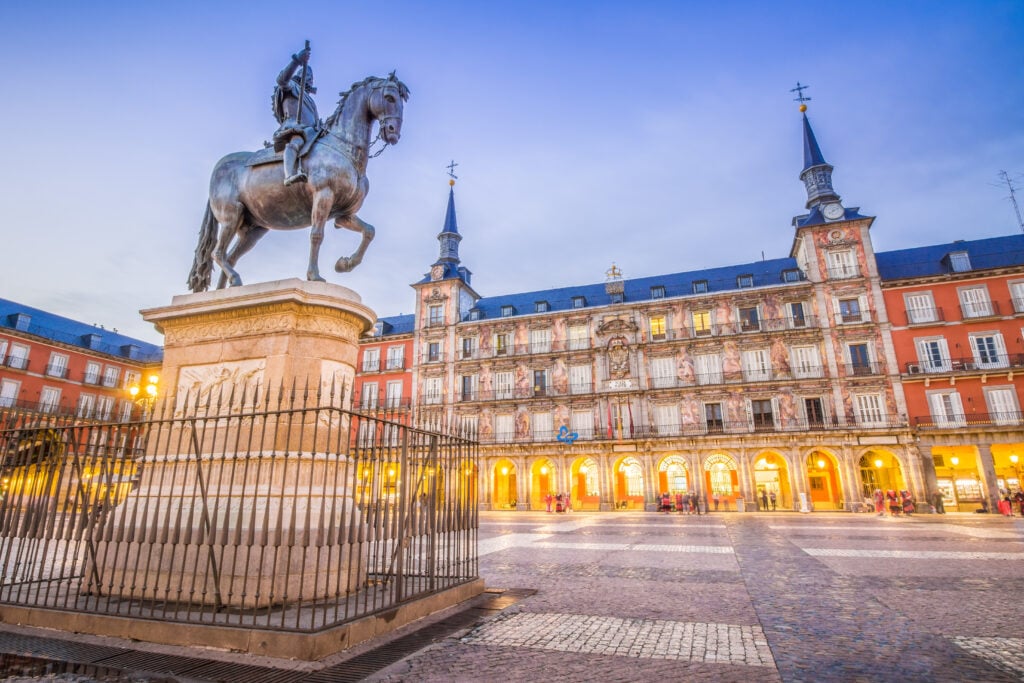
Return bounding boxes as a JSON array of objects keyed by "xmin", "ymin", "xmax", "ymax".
[{"xmin": 368, "ymin": 72, "xmax": 409, "ymax": 145}]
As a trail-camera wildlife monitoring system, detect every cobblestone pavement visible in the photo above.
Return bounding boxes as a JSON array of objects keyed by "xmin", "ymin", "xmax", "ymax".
[{"xmin": 369, "ymin": 511, "xmax": 1024, "ymax": 682}]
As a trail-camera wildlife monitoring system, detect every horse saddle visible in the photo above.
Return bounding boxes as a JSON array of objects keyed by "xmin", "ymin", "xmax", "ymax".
[{"xmin": 247, "ymin": 129, "xmax": 324, "ymax": 167}]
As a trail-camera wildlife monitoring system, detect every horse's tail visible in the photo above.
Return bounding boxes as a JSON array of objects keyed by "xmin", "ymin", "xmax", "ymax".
[{"xmin": 187, "ymin": 202, "xmax": 218, "ymax": 292}]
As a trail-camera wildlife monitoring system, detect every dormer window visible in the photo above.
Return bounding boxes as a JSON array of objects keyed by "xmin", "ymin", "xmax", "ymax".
[
  {"xmin": 572, "ymin": 296, "xmax": 586, "ymax": 309},
  {"xmin": 372, "ymin": 322, "xmax": 384, "ymax": 336},
  {"xmin": 737, "ymin": 274, "xmax": 754, "ymax": 289},
  {"xmin": 650, "ymin": 285, "xmax": 665, "ymax": 300},
  {"xmin": 692, "ymin": 280, "xmax": 708, "ymax": 294},
  {"xmin": 535, "ymin": 301, "xmax": 550, "ymax": 313},
  {"xmin": 782, "ymin": 269, "xmax": 802, "ymax": 283},
  {"xmin": 501, "ymin": 305, "xmax": 515, "ymax": 318},
  {"xmin": 949, "ymin": 250, "xmax": 971, "ymax": 273},
  {"xmin": 469, "ymin": 309, "xmax": 482, "ymax": 321}
]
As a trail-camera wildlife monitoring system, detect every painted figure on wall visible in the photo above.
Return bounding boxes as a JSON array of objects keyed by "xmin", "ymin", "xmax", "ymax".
[
  {"xmin": 680, "ymin": 397, "xmax": 702, "ymax": 429},
  {"xmin": 771, "ymin": 338, "xmax": 791, "ymax": 378},
  {"xmin": 515, "ymin": 362, "xmax": 531, "ymax": 397},
  {"xmin": 552, "ymin": 318, "xmax": 567, "ymax": 352},
  {"xmin": 480, "ymin": 364, "xmax": 494, "ymax": 399},
  {"xmin": 515, "ymin": 409, "xmax": 531, "ymax": 439},
  {"xmin": 778, "ymin": 388, "xmax": 798, "ymax": 428},
  {"xmin": 479, "ymin": 324, "xmax": 493, "ymax": 354},
  {"xmin": 554, "ymin": 404, "xmax": 570, "ymax": 430},
  {"xmin": 514, "ymin": 323, "xmax": 528, "ymax": 353},
  {"xmin": 552, "ymin": 358, "xmax": 569, "ymax": 394},
  {"xmin": 676, "ymin": 345, "xmax": 696, "ymax": 385},
  {"xmin": 479, "ymin": 409, "xmax": 494, "ymax": 441},
  {"xmin": 722, "ymin": 340, "xmax": 742, "ymax": 381},
  {"xmin": 726, "ymin": 390, "xmax": 746, "ymax": 428},
  {"xmin": 715, "ymin": 301, "xmax": 734, "ymax": 335},
  {"xmin": 763, "ymin": 293, "xmax": 783, "ymax": 330}
]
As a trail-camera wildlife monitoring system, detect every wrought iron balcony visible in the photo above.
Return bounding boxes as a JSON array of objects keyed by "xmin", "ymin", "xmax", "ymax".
[
  {"xmin": 905, "ymin": 307, "xmax": 944, "ymax": 325},
  {"xmin": 914, "ymin": 411, "xmax": 1024, "ymax": 429}
]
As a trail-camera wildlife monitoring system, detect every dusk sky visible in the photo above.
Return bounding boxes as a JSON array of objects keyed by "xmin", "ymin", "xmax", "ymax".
[{"xmin": 2, "ymin": 1, "xmax": 1022, "ymax": 344}]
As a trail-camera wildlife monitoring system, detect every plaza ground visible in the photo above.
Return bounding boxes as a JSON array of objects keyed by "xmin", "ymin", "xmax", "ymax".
[{"xmin": 2, "ymin": 510, "xmax": 1024, "ymax": 681}]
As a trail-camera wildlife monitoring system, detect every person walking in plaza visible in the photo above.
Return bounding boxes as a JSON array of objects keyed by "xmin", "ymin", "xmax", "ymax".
[
  {"xmin": 712, "ymin": 492, "xmax": 720, "ymax": 511},
  {"xmin": 874, "ymin": 488, "xmax": 886, "ymax": 516},
  {"xmin": 769, "ymin": 490, "xmax": 777, "ymax": 510},
  {"xmin": 692, "ymin": 492, "xmax": 702, "ymax": 515},
  {"xmin": 760, "ymin": 488, "xmax": 769, "ymax": 512},
  {"xmin": 932, "ymin": 490, "xmax": 946, "ymax": 514},
  {"xmin": 1015, "ymin": 489, "xmax": 1024, "ymax": 516}
]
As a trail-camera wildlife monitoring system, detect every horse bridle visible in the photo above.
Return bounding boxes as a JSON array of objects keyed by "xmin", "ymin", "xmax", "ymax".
[{"xmin": 368, "ymin": 81, "xmax": 403, "ymax": 155}]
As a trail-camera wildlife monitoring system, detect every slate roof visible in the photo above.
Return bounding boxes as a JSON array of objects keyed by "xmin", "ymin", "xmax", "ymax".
[
  {"xmin": 466, "ymin": 257, "xmax": 804, "ymax": 321},
  {"xmin": 375, "ymin": 314, "xmax": 415, "ymax": 336},
  {"xmin": 801, "ymin": 113, "xmax": 828, "ymax": 171},
  {"xmin": 0, "ymin": 297, "xmax": 163, "ymax": 362},
  {"xmin": 793, "ymin": 205, "xmax": 871, "ymax": 228},
  {"xmin": 876, "ymin": 234, "xmax": 1024, "ymax": 281}
]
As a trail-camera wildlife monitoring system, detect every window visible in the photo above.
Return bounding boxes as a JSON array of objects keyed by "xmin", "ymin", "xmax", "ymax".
[
  {"xmin": 495, "ymin": 414, "xmax": 514, "ymax": 443},
  {"xmin": 385, "ymin": 381, "xmax": 403, "ymax": 408},
  {"xmin": 948, "ymin": 250, "xmax": 971, "ymax": 272},
  {"xmin": 959, "ymin": 287, "xmax": 993, "ymax": 318},
  {"xmin": 915, "ymin": 338, "xmax": 951, "ymax": 373},
  {"xmin": 970, "ymin": 333, "xmax": 1007, "ymax": 369},
  {"xmin": 123, "ymin": 370, "xmax": 140, "ymax": 391},
  {"xmin": 791, "ymin": 345, "xmax": 822, "ymax": 379},
  {"xmin": 654, "ymin": 404, "xmax": 680, "ymax": 435},
  {"xmin": 372, "ymin": 322, "xmax": 383, "ymax": 336},
  {"xmin": 529, "ymin": 328, "xmax": 551, "ymax": 354},
  {"xmin": 535, "ymin": 301, "xmax": 549, "ymax": 313},
  {"xmin": 0, "ymin": 339, "xmax": 6, "ymax": 364},
  {"xmin": 7, "ymin": 343, "xmax": 29, "ymax": 370},
  {"xmin": 928, "ymin": 391, "xmax": 965, "ymax": 428},
  {"xmin": 739, "ymin": 306, "xmax": 760, "ymax": 332},
  {"xmin": 427, "ymin": 342, "xmax": 441, "ymax": 362},
  {"xmin": 460, "ymin": 336, "xmax": 477, "ymax": 359},
  {"xmin": 118, "ymin": 401, "xmax": 133, "ymax": 422},
  {"xmin": 695, "ymin": 353, "xmax": 722, "ymax": 385},
  {"xmin": 649, "ymin": 315, "xmax": 667, "ymax": 341},
  {"xmin": 1011, "ymin": 282, "xmax": 1024, "ymax": 314},
  {"xmin": 650, "ymin": 356, "xmax": 675, "ymax": 388},
  {"xmin": 692, "ymin": 310, "xmax": 712, "ymax": 336},
  {"xmin": 360, "ymin": 382, "xmax": 379, "ymax": 409},
  {"xmin": 704, "ymin": 402, "xmax": 724, "ymax": 432},
  {"xmin": 985, "ymin": 387, "xmax": 1020, "ymax": 425},
  {"xmin": 782, "ymin": 269, "xmax": 802, "ymax": 283},
  {"xmin": 848, "ymin": 342, "xmax": 872, "ymax": 375},
  {"xmin": 804, "ymin": 397, "xmax": 826, "ymax": 427},
  {"xmin": 386, "ymin": 346, "xmax": 404, "ymax": 370},
  {"xmin": 362, "ymin": 348, "xmax": 380, "ymax": 372},
  {"xmin": 428, "ymin": 305, "xmax": 443, "ymax": 326},
  {"xmin": 45, "ymin": 352, "xmax": 68, "ymax": 378},
  {"xmin": 838, "ymin": 297, "xmax": 864, "ymax": 324},
  {"xmin": 495, "ymin": 333, "xmax": 510, "ymax": 355},
  {"xmin": 905, "ymin": 292, "xmax": 938, "ymax": 324},
  {"xmin": 501, "ymin": 305, "xmax": 515, "ymax": 317},
  {"xmin": 533, "ymin": 369, "xmax": 548, "ymax": 396},
  {"xmin": 469, "ymin": 309, "xmax": 481, "ymax": 321},
  {"xmin": 737, "ymin": 274, "xmax": 754, "ymax": 288},
  {"xmin": 827, "ymin": 250, "xmax": 858, "ymax": 279},
  {"xmin": 532, "ymin": 412, "xmax": 553, "ymax": 441},
  {"xmin": 0, "ymin": 379, "xmax": 19, "ymax": 408},
  {"xmin": 571, "ymin": 410, "xmax": 594, "ymax": 439},
  {"xmin": 568, "ymin": 325, "xmax": 588, "ymax": 351},
  {"xmin": 460, "ymin": 375, "xmax": 477, "ymax": 401},
  {"xmin": 495, "ymin": 371, "xmax": 514, "ymax": 399},
  {"xmin": 751, "ymin": 399, "xmax": 774, "ymax": 430},
  {"xmin": 854, "ymin": 393, "xmax": 886, "ymax": 427},
  {"xmin": 789, "ymin": 302, "xmax": 807, "ymax": 328},
  {"xmin": 96, "ymin": 395, "xmax": 114, "ymax": 420},
  {"xmin": 571, "ymin": 296, "xmax": 586, "ymax": 309},
  {"xmin": 569, "ymin": 364, "xmax": 592, "ymax": 394},
  {"xmin": 76, "ymin": 394, "xmax": 96, "ymax": 419},
  {"xmin": 423, "ymin": 377, "xmax": 442, "ymax": 404},
  {"xmin": 742, "ymin": 349, "xmax": 771, "ymax": 382},
  {"xmin": 692, "ymin": 280, "xmax": 708, "ymax": 294},
  {"xmin": 650, "ymin": 286, "xmax": 665, "ymax": 299},
  {"xmin": 84, "ymin": 361, "xmax": 101, "ymax": 385},
  {"xmin": 102, "ymin": 366, "xmax": 120, "ymax": 388}
]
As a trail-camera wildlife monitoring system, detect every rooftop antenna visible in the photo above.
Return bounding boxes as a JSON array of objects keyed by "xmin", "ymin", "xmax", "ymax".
[{"xmin": 998, "ymin": 170, "xmax": 1024, "ymax": 233}]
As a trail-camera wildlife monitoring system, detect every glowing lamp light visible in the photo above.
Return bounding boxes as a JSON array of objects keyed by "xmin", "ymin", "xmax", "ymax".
[
  {"xmin": 540, "ymin": 466, "xmax": 548, "ymax": 475},
  {"xmin": 817, "ymin": 459, "xmax": 826, "ymax": 470},
  {"xmin": 1012, "ymin": 454, "xmax": 1019, "ymax": 465},
  {"xmin": 950, "ymin": 456, "xmax": 959, "ymax": 467},
  {"xmin": 501, "ymin": 467, "xmax": 509, "ymax": 476},
  {"xmin": 874, "ymin": 459, "xmax": 883, "ymax": 469}
]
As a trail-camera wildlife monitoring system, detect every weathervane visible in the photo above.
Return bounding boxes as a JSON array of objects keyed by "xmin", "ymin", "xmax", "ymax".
[
  {"xmin": 791, "ymin": 81, "xmax": 811, "ymax": 106},
  {"xmin": 446, "ymin": 160, "xmax": 459, "ymax": 180}
]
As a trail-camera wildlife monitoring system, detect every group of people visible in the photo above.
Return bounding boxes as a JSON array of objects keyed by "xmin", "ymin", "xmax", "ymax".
[
  {"xmin": 544, "ymin": 493, "xmax": 571, "ymax": 513},
  {"xmin": 872, "ymin": 488, "xmax": 915, "ymax": 516},
  {"xmin": 659, "ymin": 492, "xmax": 703, "ymax": 514},
  {"xmin": 997, "ymin": 490, "xmax": 1024, "ymax": 516}
]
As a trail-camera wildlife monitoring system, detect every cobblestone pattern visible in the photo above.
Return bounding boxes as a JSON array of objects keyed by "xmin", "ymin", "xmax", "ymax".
[{"xmin": 951, "ymin": 637, "xmax": 1024, "ymax": 679}]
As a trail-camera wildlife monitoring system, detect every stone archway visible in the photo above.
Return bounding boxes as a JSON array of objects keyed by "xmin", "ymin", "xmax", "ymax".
[
  {"xmin": 530, "ymin": 457, "xmax": 557, "ymax": 510},
  {"xmin": 858, "ymin": 449, "xmax": 906, "ymax": 500},
  {"xmin": 703, "ymin": 453, "xmax": 739, "ymax": 510},
  {"xmin": 752, "ymin": 450, "xmax": 791, "ymax": 511},
  {"xmin": 493, "ymin": 458, "xmax": 517, "ymax": 510},
  {"xmin": 571, "ymin": 456, "xmax": 601, "ymax": 510},
  {"xmin": 806, "ymin": 449, "xmax": 843, "ymax": 511},
  {"xmin": 613, "ymin": 455, "xmax": 646, "ymax": 510},
  {"xmin": 657, "ymin": 455, "xmax": 690, "ymax": 496}
]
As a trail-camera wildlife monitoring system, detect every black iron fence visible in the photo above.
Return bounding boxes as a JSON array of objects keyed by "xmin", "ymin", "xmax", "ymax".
[{"xmin": 0, "ymin": 383, "xmax": 478, "ymax": 633}]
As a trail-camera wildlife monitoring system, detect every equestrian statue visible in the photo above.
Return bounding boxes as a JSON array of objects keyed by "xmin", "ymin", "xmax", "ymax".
[{"xmin": 188, "ymin": 43, "xmax": 409, "ymax": 292}]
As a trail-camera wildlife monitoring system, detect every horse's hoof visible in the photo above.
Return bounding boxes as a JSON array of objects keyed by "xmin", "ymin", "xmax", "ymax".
[
  {"xmin": 307, "ymin": 274, "xmax": 326, "ymax": 282},
  {"xmin": 336, "ymin": 258, "xmax": 355, "ymax": 273}
]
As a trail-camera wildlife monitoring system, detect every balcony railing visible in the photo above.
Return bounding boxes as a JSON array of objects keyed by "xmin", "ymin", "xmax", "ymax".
[
  {"xmin": 905, "ymin": 307, "xmax": 945, "ymax": 325},
  {"xmin": 827, "ymin": 264, "xmax": 861, "ymax": 280},
  {"xmin": 914, "ymin": 411, "xmax": 1024, "ymax": 428},
  {"xmin": 904, "ymin": 354, "xmax": 1023, "ymax": 375},
  {"xmin": 384, "ymin": 358, "xmax": 406, "ymax": 371},
  {"xmin": 83, "ymin": 372, "xmax": 101, "ymax": 385},
  {"xmin": 5, "ymin": 356, "xmax": 29, "ymax": 371},
  {"xmin": 45, "ymin": 364, "xmax": 68, "ymax": 379},
  {"xmin": 420, "ymin": 352, "xmax": 446, "ymax": 364},
  {"xmin": 844, "ymin": 361, "xmax": 883, "ymax": 377},
  {"xmin": 360, "ymin": 360, "xmax": 380, "ymax": 372},
  {"xmin": 960, "ymin": 299, "xmax": 1000, "ymax": 319},
  {"xmin": 649, "ymin": 365, "xmax": 829, "ymax": 390}
]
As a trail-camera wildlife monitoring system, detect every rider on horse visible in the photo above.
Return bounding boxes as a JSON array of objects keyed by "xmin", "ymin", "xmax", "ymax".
[{"xmin": 272, "ymin": 45, "xmax": 320, "ymax": 185}]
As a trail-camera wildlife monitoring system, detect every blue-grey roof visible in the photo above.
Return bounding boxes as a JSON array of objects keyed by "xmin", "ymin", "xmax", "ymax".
[
  {"xmin": 877, "ymin": 234, "xmax": 1024, "ymax": 280},
  {"xmin": 376, "ymin": 314, "xmax": 415, "ymax": 336},
  {"xmin": 440, "ymin": 186, "xmax": 459, "ymax": 235},
  {"xmin": 802, "ymin": 113, "xmax": 828, "ymax": 172},
  {"xmin": 467, "ymin": 257, "xmax": 803, "ymax": 321},
  {"xmin": 793, "ymin": 205, "xmax": 870, "ymax": 228},
  {"xmin": 0, "ymin": 297, "xmax": 163, "ymax": 362}
]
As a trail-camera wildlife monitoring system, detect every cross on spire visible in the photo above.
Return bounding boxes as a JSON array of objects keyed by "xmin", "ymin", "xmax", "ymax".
[
  {"xmin": 446, "ymin": 160, "xmax": 459, "ymax": 180},
  {"xmin": 790, "ymin": 81, "xmax": 811, "ymax": 104}
]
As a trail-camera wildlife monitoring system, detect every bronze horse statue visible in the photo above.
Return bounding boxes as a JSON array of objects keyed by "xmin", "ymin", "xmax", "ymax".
[{"xmin": 188, "ymin": 73, "xmax": 409, "ymax": 292}]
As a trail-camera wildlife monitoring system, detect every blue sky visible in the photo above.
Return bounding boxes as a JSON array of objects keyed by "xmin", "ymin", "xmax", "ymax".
[{"xmin": 2, "ymin": 1, "xmax": 1022, "ymax": 343}]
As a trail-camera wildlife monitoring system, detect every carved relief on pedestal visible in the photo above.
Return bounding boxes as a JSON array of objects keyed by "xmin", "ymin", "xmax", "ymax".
[
  {"xmin": 175, "ymin": 359, "xmax": 266, "ymax": 413},
  {"xmin": 163, "ymin": 303, "xmax": 361, "ymax": 345}
]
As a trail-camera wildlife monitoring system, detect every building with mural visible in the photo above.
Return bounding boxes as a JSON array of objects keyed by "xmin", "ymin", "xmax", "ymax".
[
  {"xmin": 0, "ymin": 298, "xmax": 163, "ymax": 421},
  {"xmin": 359, "ymin": 105, "xmax": 1023, "ymax": 513}
]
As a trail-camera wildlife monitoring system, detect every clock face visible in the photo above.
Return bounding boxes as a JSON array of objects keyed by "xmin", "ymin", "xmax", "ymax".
[
  {"xmin": 431, "ymin": 265, "xmax": 444, "ymax": 280},
  {"xmin": 823, "ymin": 203, "xmax": 844, "ymax": 220}
]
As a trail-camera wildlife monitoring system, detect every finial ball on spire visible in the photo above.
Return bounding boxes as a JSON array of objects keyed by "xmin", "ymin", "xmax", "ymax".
[
  {"xmin": 799, "ymin": 104, "xmax": 807, "ymax": 113},
  {"xmin": 449, "ymin": 179, "xmax": 455, "ymax": 187}
]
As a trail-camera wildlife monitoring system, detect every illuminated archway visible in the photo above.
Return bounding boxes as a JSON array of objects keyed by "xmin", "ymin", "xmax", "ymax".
[
  {"xmin": 530, "ymin": 458, "xmax": 556, "ymax": 510},
  {"xmin": 571, "ymin": 457, "xmax": 600, "ymax": 510},
  {"xmin": 858, "ymin": 450, "xmax": 905, "ymax": 499},
  {"xmin": 658, "ymin": 455, "xmax": 689, "ymax": 495},
  {"xmin": 613, "ymin": 456, "xmax": 645, "ymax": 510},
  {"xmin": 806, "ymin": 450, "xmax": 842, "ymax": 510},
  {"xmin": 493, "ymin": 459, "xmax": 517, "ymax": 509},
  {"xmin": 703, "ymin": 453, "xmax": 739, "ymax": 509},
  {"xmin": 753, "ymin": 450, "xmax": 790, "ymax": 511}
]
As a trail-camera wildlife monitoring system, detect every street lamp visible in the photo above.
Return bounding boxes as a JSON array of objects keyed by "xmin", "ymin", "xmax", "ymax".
[
  {"xmin": 1010, "ymin": 454, "xmax": 1020, "ymax": 493},
  {"xmin": 874, "ymin": 458, "xmax": 885, "ymax": 491},
  {"xmin": 127, "ymin": 373, "xmax": 159, "ymax": 418},
  {"xmin": 950, "ymin": 456, "xmax": 960, "ymax": 511}
]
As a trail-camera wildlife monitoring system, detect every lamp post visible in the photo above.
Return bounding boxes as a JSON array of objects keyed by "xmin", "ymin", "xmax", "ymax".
[
  {"xmin": 874, "ymin": 458, "xmax": 885, "ymax": 492},
  {"xmin": 1011, "ymin": 454, "xmax": 1020, "ymax": 493},
  {"xmin": 949, "ymin": 456, "xmax": 961, "ymax": 511},
  {"xmin": 127, "ymin": 373, "xmax": 159, "ymax": 419}
]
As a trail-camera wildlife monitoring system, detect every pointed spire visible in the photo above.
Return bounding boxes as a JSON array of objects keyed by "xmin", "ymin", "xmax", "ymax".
[
  {"xmin": 796, "ymin": 101, "xmax": 840, "ymax": 210},
  {"xmin": 441, "ymin": 181, "xmax": 459, "ymax": 235},
  {"xmin": 801, "ymin": 113, "xmax": 828, "ymax": 172},
  {"xmin": 436, "ymin": 178, "xmax": 463, "ymax": 264}
]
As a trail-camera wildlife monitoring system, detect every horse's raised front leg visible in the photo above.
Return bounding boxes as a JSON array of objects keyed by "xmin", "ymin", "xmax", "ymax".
[
  {"xmin": 217, "ymin": 225, "xmax": 269, "ymax": 289},
  {"xmin": 307, "ymin": 190, "xmax": 333, "ymax": 282},
  {"xmin": 212, "ymin": 204, "xmax": 245, "ymax": 288},
  {"xmin": 334, "ymin": 215, "xmax": 376, "ymax": 273}
]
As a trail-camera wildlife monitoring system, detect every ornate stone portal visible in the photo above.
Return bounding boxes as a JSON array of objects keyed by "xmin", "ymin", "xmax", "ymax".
[{"xmin": 92, "ymin": 279, "xmax": 375, "ymax": 608}]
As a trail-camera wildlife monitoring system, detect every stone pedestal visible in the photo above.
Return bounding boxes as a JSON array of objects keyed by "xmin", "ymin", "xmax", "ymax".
[{"xmin": 92, "ymin": 280, "xmax": 376, "ymax": 609}]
